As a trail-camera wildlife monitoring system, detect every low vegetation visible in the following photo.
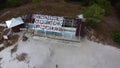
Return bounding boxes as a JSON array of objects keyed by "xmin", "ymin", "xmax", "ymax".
[
  {"xmin": 83, "ymin": 4, "xmax": 105, "ymax": 29},
  {"xmin": 112, "ymin": 31, "xmax": 120, "ymax": 44}
]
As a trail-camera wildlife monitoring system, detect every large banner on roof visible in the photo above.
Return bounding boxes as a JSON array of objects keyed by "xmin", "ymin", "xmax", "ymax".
[{"xmin": 33, "ymin": 14, "xmax": 64, "ymax": 32}]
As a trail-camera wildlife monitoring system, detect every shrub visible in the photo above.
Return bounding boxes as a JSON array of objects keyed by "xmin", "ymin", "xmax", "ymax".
[
  {"xmin": 96, "ymin": 0, "xmax": 112, "ymax": 15},
  {"xmin": 83, "ymin": 4, "xmax": 105, "ymax": 29},
  {"xmin": 82, "ymin": 0, "xmax": 112, "ymax": 15},
  {"xmin": 112, "ymin": 30, "xmax": 120, "ymax": 44}
]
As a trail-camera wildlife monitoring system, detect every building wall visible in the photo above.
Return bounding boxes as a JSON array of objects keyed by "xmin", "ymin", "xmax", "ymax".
[{"xmin": 28, "ymin": 18, "xmax": 76, "ymax": 38}]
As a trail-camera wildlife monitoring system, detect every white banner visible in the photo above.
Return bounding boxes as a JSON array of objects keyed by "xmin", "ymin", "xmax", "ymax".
[{"xmin": 34, "ymin": 14, "xmax": 64, "ymax": 32}]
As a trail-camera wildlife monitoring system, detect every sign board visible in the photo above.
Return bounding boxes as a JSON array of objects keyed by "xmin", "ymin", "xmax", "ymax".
[{"xmin": 33, "ymin": 14, "xmax": 64, "ymax": 32}]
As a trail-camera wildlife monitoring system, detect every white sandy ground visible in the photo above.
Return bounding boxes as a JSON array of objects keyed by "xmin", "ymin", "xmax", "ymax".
[{"xmin": 0, "ymin": 34, "xmax": 120, "ymax": 68}]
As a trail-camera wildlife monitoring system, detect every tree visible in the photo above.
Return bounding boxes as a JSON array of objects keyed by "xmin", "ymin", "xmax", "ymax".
[{"xmin": 83, "ymin": 4, "xmax": 105, "ymax": 28}]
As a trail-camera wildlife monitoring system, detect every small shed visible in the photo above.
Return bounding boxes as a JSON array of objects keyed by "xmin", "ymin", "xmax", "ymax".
[{"xmin": 5, "ymin": 17, "xmax": 24, "ymax": 32}]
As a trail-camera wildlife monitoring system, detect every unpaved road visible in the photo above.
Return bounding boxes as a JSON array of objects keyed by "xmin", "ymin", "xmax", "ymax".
[
  {"xmin": 0, "ymin": 35, "xmax": 120, "ymax": 68},
  {"xmin": 34, "ymin": 37, "xmax": 120, "ymax": 68}
]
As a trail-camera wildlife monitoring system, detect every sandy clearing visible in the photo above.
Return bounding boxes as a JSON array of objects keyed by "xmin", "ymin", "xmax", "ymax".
[
  {"xmin": 0, "ymin": 35, "xmax": 120, "ymax": 68},
  {"xmin": 39, "ymin": 37, "xmax": 120, "ymax": 68}
]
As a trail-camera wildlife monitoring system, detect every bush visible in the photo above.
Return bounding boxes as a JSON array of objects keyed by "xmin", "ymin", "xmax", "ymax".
[
  {"xmin": 96, "ymin": 0, "xmax": 112, "ymax": 15},
  {"xmin": 82, "ymin": 0, "xmax": 112, "ymax": 15},
  {"xmin": 112, "ymin": 30, "xmax": 120, "ymax": 44},
  {"xmin": 83, "ymin": 4, "xmax": 105, "ymax": 28}
]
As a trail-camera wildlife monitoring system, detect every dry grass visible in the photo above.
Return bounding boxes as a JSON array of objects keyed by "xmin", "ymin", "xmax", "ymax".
[
  {"xmin": 3, "ymin": 35, "xmax": 19, "ymax": 47},
  {"xmin": 0, "ymin": 1, "xmax": 82, "ymax": 23},
  {"xmin": 9, "ymin": 35, "xmax": 19, "ymax": 44},
  {"xmin": 3, "ymin": 40, "xmax": 12, "ymax": 47},
  {"xmin": 86, "ymin": 21, "xmax": 120, "ymax": 48}
]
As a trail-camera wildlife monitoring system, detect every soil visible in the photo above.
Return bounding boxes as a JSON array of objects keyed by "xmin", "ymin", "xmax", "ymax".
[
  {"xmin": 0, "ymin": 1, "xmax": 82, "ymax": 23},
  {"xmin": 0, "ymin": 47, "xmax": 4, "ymax": 51},
  {"xmin": 16, "ymin": 53, "xmax": 27, "ymax": 62},
  {"xmin": 86, "ymin": 9, "xmax": 120, "ymax": 48},
  {"xmin": 9, "ymin": 35, "xmax": 19, "ymax": 45},
  {"xmin": 0, "ymin": 35, "xmax": 19, "ymax": 52},
  {"xmin": 0, "ymin": 58, "xmax": 2, "ymax": 68},
  {"xmin": 11, "ymin": 44, "xmax": 18, "ymax": 55}
]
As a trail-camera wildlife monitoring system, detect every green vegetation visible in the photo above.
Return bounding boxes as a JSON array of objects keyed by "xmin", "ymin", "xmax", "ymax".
[
  {"xmin": 83, "ymin": 4, "xmax": 105, "ymax": 28},
  {"xmin": 112, "ymin": 31, "xmax": 120, "ymax": 44},
  {"xmin": 81, "ymin": 0, "xmax": 112, "ymax": 29},
  {"xmin": 83, "ymin": 0, "xmax": 111, "ymax": 14},
  {"xmin": 96, "ymin": 0, "xmax": 112, "ymax": 15}
]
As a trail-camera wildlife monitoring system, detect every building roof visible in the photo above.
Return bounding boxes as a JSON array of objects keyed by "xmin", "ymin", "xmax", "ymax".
[{"xmin": 5, "ymin": 17, "xmax": 24, "ymax": 28}]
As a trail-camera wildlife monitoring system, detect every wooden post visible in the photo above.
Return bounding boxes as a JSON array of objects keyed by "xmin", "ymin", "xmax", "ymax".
[{"xmin": 71, "ymin": 19, "xmax": 74, "ymax": 39}]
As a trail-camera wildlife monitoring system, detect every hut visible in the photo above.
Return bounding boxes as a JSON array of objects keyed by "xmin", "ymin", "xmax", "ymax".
[{"xmin": 5, "ymin": 17, "xmax": 24, "ymax": 32}]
